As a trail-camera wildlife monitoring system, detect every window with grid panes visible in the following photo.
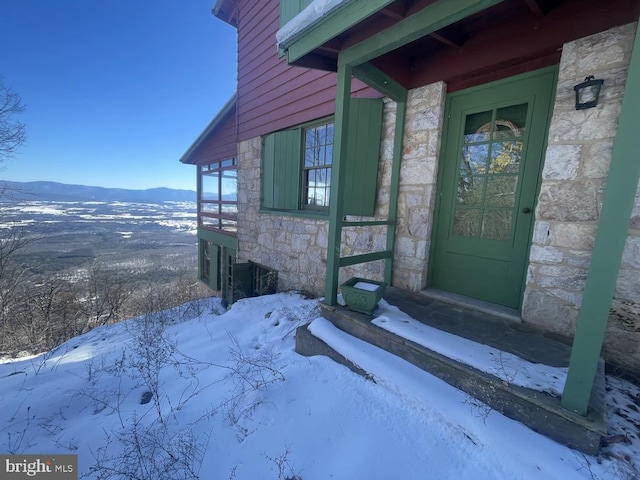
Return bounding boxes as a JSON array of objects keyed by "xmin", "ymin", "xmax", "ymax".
[
  {"xmin": 261, "ymin": 98, "xmax": 384, "ymax": 217},
  {"xmin": 199, "ymin": 158, "xmax": 237, "ymax": 234},
  {"xmin": 303, "ymin": 122, "xmax": 333, "ymax": 209}
]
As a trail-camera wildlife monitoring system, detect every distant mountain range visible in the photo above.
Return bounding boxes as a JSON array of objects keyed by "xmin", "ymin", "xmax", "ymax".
[{"xmin": 0, "ymin": 181, "xmax": 196, "ymax": 204}]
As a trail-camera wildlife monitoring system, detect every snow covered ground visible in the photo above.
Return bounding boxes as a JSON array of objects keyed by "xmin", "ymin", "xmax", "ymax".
[{"xmin": 1, "ymin": 292, "xmax": 638, "ymax": 479}]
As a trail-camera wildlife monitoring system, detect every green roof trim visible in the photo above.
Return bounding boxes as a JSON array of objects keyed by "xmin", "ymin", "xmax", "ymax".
[
  {"xmin": 339, "ymin": 0, "xmax": 505, "ymax": 67},
  {"xmin": 179, "ymin": 93, "xmax": 237, "ymax": 165},
  {"xmin": 282, "ymin": 0, "xmax": 394, "ymax": 64}
]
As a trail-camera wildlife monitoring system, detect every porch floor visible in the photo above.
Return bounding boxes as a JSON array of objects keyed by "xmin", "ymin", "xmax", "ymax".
[{"xmin": 295, "ymin": 286, "xmax": 607, "ymax": 455}]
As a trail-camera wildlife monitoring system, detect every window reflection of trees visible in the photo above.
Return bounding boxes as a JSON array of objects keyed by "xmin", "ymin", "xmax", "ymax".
[
  {"xmin": 303, "ymin": 123, "xmax": 333, "ymax": 208},
  {"xmin": 454, "ymin": 116, "xmax": 525, "ymax": 241}
]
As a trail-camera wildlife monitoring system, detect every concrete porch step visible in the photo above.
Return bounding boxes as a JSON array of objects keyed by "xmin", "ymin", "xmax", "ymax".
[{"xmin": 295, "ymin": 287, "xmax": 607, "ymax": 455}]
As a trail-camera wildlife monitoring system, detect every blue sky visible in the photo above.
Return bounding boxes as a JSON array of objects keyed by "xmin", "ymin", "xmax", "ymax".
[{"xmin": 0, "ymin": 1, "xmax": 237, "ymax": 191}]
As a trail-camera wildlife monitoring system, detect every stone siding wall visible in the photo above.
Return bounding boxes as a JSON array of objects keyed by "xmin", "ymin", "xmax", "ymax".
[
  {"xmin": 393, "ymin": 83, "xmax": 447, "ymax": 290},
  {"xmin": 236, "ymin": 136, "xmax": 329, "ymax": 295},
  {"xmin": 522, "ymin": 23, "xmax": 640, "ymax": 369},
  {"xmin": 236, "ymin": 84, "xmax": 446, "ymax": 297}
]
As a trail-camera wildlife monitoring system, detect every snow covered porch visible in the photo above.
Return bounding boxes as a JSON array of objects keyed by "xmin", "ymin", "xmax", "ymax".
[{"xmin": 295, "ymin": 287, "xmax": 607, "ymax": 455}]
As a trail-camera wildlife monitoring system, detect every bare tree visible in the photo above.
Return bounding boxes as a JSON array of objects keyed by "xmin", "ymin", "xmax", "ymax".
[
  {"xmin": 0, "ymin": 78, "xmax": 26, "ymax": 165},
  {"xmin": 0, "ymin": 225, "xmax": 36, "ymax": 329},
  {"xmin": 81, "ymin": 262, "xmax": 132, "ymax": 330}
]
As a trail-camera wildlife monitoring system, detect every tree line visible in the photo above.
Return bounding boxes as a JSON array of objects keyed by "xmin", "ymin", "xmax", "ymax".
[{"xmin": 0, "ymin": 223, "xmax": 211, "ymax": 358}]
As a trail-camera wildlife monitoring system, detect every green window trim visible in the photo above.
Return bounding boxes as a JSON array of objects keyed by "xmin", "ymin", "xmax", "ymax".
[
  {"xmin": 262, "ymin": 129, "xmax": 302, "ymax": 211},
  {"xmin": 197, "ymin": 228, "xmax": 238, "ymax": 292},
  {"xmin": 261, "ymin": 98, "xmax": 384, "ymax": 216},
  {"xmin": 199, "ymin": 239, "xmax": 220, "ymax": 290},
  {"xmin": 302, "ymin": 122, "xmax": 334, "ymax": 210},
  {"xmin": 198, "ymin": 158, "xmax": 238, "ymax": 234},
  {"xmin": 344, "ymin": 97, "xmax": 383, "ymax": 216}
]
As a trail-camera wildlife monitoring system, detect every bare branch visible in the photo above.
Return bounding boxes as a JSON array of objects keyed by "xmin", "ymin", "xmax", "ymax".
[{"xmin": 0, "ymin": 79, "xmax": 26, "ymax": 163}]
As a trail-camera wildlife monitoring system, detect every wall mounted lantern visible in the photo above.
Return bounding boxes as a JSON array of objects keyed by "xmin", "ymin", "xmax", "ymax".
[{"xmin": 574, "ymin": 75, "xmax": 604, "ymax": 110}]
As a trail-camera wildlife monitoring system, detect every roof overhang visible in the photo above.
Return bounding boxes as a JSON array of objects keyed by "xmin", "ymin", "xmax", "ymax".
[
  {"xmin": 277, "ymin": 0, "xmax": 492, "ymax": 69},
  {"xmin": 277, "ymin": 0, "xmax": 393, "ymax": 66},
  {"xmin": 212, "ymin": 0, "xmax": 238, "ymax": 27},
  {"xmin": 179, "ymin": 93, "xmax": 237, "ymax": 165},
  {"xmin": 278, "ymin": 0, "xmax": 640, "ymax": 90}
]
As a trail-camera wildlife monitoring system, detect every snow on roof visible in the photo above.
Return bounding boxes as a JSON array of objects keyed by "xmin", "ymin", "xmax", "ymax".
[{"xmin": 276, "ymin": 0, "xmax": 352, "ymax": 47}]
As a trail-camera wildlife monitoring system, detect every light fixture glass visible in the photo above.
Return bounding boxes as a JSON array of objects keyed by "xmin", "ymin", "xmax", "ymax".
[{"xmin": 574, "ymin": 75, "xmax": 604, "ymax": 110}]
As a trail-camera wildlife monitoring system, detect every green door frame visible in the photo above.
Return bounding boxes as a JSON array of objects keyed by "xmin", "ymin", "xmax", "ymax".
[
  {"xmin": 429, "ymin": 66, "xmax": 557, "ymax": 309},
  {"xmin": 561, "ymin": 21, "xmax": 640, "ymax": 415}
]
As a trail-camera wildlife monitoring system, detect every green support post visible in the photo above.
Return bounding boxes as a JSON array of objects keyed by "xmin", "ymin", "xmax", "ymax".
[
  {"xmin": 561, "ymin": 22, "xmax": 640, "ymax": 415},
  {"xmin": 352, "ymin": 62, "xmax": 408, "ymax": 286},
  {"xmin": 324, "ymin": 62, "xmax": 353, "ymax": 306}
]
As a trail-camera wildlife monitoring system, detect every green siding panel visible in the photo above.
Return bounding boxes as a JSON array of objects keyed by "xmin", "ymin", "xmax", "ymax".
[
  {"xmin": 262, "ymin": 130, "xmax": 302, "ymax": 210},
  {"xmin": 262, "ymin": 134, "xmax": 277, "ymax": 209},
  {"xmin": 344, "ymin": 98, "xmax": 384, "ymax": 216},
  {"xmin": 209, "ymin": 244, "xmax": 220, "ymax": 291},
  {"xmin": 280, "ymin": 0, "xmax": 313, "ymax": 27},
  {"xmin": 197, "ymin": 239, "xmax": 205, "ymax": 282},
  {"xmin": 197, "ymin": 228, "xmax": 237, "ymax": 250}
]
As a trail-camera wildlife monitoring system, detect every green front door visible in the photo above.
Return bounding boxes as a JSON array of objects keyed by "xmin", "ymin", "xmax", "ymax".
[{"xmin": 431, "ymin": 68, "xmax": 556, "ymax": 309}]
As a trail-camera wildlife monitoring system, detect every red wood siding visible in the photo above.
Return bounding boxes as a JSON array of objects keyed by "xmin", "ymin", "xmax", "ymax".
[
  {"xmin": 236, "ymin": 0, "xmax": 378, "ymax": 142},
  {"xmin": 191, "ymin": 109, "xmax": 238, "ymax": 166}
]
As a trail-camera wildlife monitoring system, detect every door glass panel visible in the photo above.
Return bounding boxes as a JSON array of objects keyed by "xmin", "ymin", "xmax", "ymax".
[
  {"xmin": 454, "ymin": 209, "xmax": 480, "ymax": 237},
  {"xmin": 457, "ymin": 175, "xmax": 485, "ymax": 206},
  {"xmin": 460, "ymin": 144, "xmax": 489, "ymax": 175},
  {"xmin": 486, "ymin": 175, "xmax": 517, "ymax": 207},
  {"xmin": 481, "ymin": 210, "xmax": 512, "ymax": 241},
  {"xmin": 490, "ymin": 141, "xmax": 522, "ymax": 173},
  {"xmin": 494, "ymin": 104, "xmax": 527, "ymax": 139},
  {"xmin": 463, "ymin": 110, "xmax": 492, "ymax": 143},
  {"xmin": 453, "ymin": 103, "xmax": 529, "ymax": 239}
]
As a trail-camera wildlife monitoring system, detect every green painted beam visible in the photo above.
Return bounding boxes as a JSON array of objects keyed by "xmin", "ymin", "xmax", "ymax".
[
  {"xmin": 343, "ymin": 220, "xmax": 396, "ymax": 227},
  {"xmin": 384, "ymin": 98, "xmax": 407, "ymax": 284},
  {"xmin": 340, "ymin": 0, "xmax": 504, "ymax": 67},
  {"xmin": 197, "ymin": 227, "xmax": 238, "ymax": 250},
  {"xmin": 324, "ymin": 63, "xmax": 353, "ymax": 306},
  {"xmin": 285, "ymin": 0, "xmax": 394, "ymax": 64},
  {"xmin": 561, "ymin": 22, "xmax": 640, "ymax": 415},
  {"xmin": 339, "ymin": 250, "xmax": 393, "ymax": 268},
  {"xmin": 352, "ymin": 63, "xmax": 408, "ymax": 102}
]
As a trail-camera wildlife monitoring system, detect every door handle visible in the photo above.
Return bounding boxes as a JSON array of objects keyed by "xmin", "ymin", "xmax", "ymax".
[{"xmin": 522, "ymin": 207, "xmax": 532, "ymax": 214}]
